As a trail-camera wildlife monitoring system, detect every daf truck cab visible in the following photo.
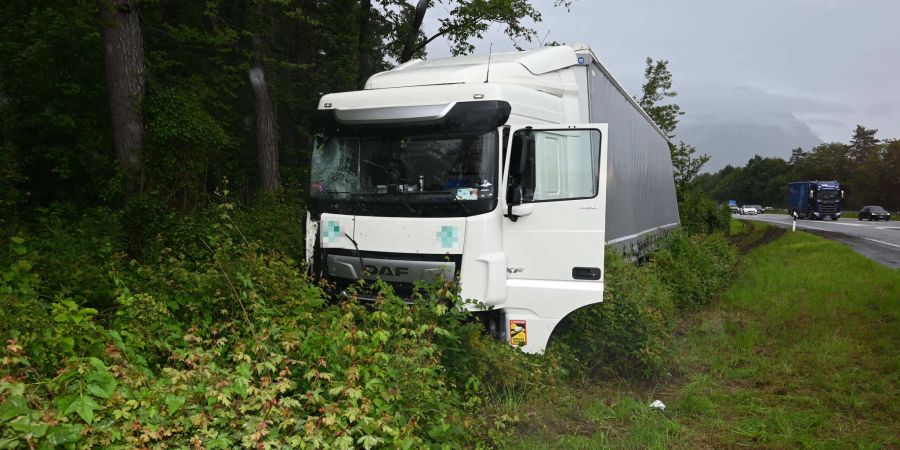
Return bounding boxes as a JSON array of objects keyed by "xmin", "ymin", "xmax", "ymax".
[{"xmin": 306, "ymin": 45, "xmax": 679, "ymax": 353}]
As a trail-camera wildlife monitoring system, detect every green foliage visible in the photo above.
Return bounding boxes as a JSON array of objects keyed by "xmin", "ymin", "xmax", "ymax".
[
  {"xmin": 0, "ymin": 200, "xmax": 559, "ymax": 447},
  {"xmin": 0, "ymin": 0, "xmax": 113, "ymax": 208},
  {"xmin": 512, "ymin": 228, "xmax": 900, "ymax": 448},
  {"xmin": 636, "ymin": 57, "xmax": 710, "ymax": 191},
  {"xmin": 636, "ymin": 57, "xmax": 682, "ymax": 138},
  {"xmin": 553, "ymin": 232, "xmax": 738, "ymax": 379},
  {"xmin": 697, "ymin": 127, "xmax": 900, "ymax": 211},
  {"xmin": 652, "ymin": 232, "xmax": 737, "ymax": 310},
  {"xmin": 848, "ymin": 124, "xmax": 879, "ymax": 164},
  {"xmin": 671, "ymin": 141, "xmax": 711, "ymax": 192},
  {"xmin": 677, "ymin": 188, "xmax": 732, "ymax": 235},
  {"xmin": 553, "ymin": 248, "xmax": 675, "ymax": 378}
]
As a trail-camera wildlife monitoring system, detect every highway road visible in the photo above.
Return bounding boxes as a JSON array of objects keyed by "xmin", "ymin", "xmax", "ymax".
[{"xmin": 737, "ymin": 213, "xmax": 900, "ymax": 268}]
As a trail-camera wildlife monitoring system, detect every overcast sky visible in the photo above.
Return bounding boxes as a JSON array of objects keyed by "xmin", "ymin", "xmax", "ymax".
[{"xmin": 423, "ymin": 0, "xmax": 900, "ymax": 148}]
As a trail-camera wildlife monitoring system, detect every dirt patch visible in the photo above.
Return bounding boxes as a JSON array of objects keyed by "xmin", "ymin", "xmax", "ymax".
[{"xmin": 729, "ymin": 223, "xmax": 786, "ymax": 254}]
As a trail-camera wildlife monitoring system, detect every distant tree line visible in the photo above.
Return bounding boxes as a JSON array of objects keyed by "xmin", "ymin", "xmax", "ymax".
[
  {"xmin": 696, "ymin": 126, "xmax": 900, "ymax": 211},
  {"xmin": 0, "ymin": 0, "xmax": 571, "ymax": 226}
]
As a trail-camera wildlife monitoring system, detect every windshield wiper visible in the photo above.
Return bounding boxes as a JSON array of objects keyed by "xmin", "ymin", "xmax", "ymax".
[
  {"xmin": 393, "ymin": 192, "xmax": 418, "ymax": 215},
  {"xmin": 415, "ymin": 191, "xmax": 472, "ymax": 215}
]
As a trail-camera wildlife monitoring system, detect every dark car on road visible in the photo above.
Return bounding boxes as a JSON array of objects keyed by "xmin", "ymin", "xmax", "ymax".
[{"xmin": 858, "ymin": 206, "xmax": 891, "ymax": 221}]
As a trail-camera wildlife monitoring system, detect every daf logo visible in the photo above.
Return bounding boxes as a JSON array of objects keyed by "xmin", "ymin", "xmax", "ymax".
[{"xmin": 364, "ymin": 265, "xmax": 410, "ymax": 277}]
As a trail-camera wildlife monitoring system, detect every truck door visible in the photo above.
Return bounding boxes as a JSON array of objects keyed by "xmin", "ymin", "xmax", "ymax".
[{"xmin": 502, "ymin": 124, "xmax": 608, "ymax": 284}]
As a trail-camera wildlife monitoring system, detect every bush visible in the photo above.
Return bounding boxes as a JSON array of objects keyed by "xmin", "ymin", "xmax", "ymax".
[
  {"xmin": 0, "ymin": 201, "xmax": 554, "ymax": 448},
  {"xmin": 653, "ymin": 232, "xmax": 737, "ymax": 310},
  {"xmin": 552, "ymin": 248, "xmax": 675, "ymax": 379},
  {"xmin": 678, "ymin": 188, "xmax": 731, "ymax": 235},
  {"xmin": 552, "ymin": 231, "xmax": 739, "ymax": 379}
]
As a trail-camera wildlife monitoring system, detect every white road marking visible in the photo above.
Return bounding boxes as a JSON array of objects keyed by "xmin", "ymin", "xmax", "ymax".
[
  {"xmin": 754, "ymin": 215, "xmax": 897, "ymax": 230},
  {"xmin": 745, "ymin": 217, "xmax": 900, "ymax": 250},
  {"xmin": 863, "ymin": 238, "xmax": 900, "ymax": 250},
  {"xmin": 749, "ymin": 217, "xmax": 832, "ymax": 232}
]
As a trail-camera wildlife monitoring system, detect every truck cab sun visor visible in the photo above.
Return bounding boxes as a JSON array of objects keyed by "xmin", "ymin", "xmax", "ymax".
[{"xmin": 316, "ymin": 100, "xmax": 511, "ymax": 136}]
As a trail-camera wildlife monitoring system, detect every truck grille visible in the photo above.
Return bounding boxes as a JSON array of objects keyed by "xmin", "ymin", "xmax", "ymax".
[
  {"xmin": 318, "ymin": 249, "xmax": 462, "ymax": 301},
  {"xmin": 820, "ymin": 204, "xmax": 838, "ymax": 214}
]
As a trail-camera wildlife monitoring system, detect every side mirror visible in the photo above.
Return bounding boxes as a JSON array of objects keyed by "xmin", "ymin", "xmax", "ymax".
[{"xmin": 507, "ymin": 185, "xmax": 523, "ymax": 222}]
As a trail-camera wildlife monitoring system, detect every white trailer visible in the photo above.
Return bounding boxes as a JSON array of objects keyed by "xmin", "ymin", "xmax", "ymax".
[{"xmin": 307, "ymin": 45, "xmax": 678, "ymax": 353}]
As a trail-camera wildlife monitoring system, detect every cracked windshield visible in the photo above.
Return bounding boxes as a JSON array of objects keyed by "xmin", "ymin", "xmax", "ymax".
[{"xmin": 310, "ymin": 131, "xmax": 497, "ymax": 204}]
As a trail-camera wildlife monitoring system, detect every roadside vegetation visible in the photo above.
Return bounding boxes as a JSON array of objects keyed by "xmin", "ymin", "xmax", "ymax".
[
  {"xmin": 0, "ymin": 196, "xmax": 735, "ymax": 448},
  {"xmin": 6, "ymin": 2, "xmax": 895, "ymax": 448},
  {"xmin": 696, "ymin": 128, "xmax": 900, "ymax": 213},
  {"xmin": 0, "ymin": 199, "xmax": 557, "ymax": 448},
  {"xmin": 511, "ymin": 222, "xmax": 900, "ymax": 448}
]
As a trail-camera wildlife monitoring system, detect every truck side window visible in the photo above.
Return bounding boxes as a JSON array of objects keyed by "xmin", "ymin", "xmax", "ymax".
[{"xmin": 507, "ymin": 129, "xmax": 601, "ymax": 203}]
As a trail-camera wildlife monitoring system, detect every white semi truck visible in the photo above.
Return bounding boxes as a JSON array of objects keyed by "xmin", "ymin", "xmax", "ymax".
[{"xmin": 306, "ymin": 45, "xmax": 679, "ymax": 353}]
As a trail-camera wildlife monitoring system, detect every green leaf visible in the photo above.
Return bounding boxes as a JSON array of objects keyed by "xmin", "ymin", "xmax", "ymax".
[
  {"xmin": 357, "ymin": 435, "xmax": 381, "ymax": 450},
  {"xmin": 0, "ymin": 437, "xmax": 20, "ymax": 449},
  {"xmin": 236, "ymin": 363, "xmax": 251, "ymax": 379},
  {"xmin": 0, "ymin": 395, "xmax": 28, "ymax": 420},
  {"xmin": 87, "ymin": 383, "xmax": 111, "ymax": 399},
  {"xmin": 10, "ymin": 237, "xmax": 24, "ymax": 244},
  {"xmin": 10, "ymin": 418, "xmax": 48, "ymax": 437},
  {"xmin": 45, "ymin": 424, "xmax": 82, "ymax": 447},
  {"xmin": 165, "ymin": 394, "xmax": 185, "ymax": 415},
  {"xmin": 64, "ymin": 394, "xmax": 99, "ymax": 424}
]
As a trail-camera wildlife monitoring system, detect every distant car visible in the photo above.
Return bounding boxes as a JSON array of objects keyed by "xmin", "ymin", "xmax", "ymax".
[
  {"xmin": 740, "ymin": 206, "xmax": 758, "ymax": 215},
  {"xmin": 745, "ymin": 204, "xmax": 764, "ymax": 214},
  {"xmin": 730, "ymin": 206, "xmax": 741, "ymax": 214},
  {"xmin": 858, "ymin": 206, "xmax": 891, "ymax": 221}
]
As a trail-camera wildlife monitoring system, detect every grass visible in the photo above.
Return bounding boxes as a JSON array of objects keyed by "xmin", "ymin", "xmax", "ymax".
[{"xmin": 508, "ymin": 228, "xmax": 900, "ymax": 449}]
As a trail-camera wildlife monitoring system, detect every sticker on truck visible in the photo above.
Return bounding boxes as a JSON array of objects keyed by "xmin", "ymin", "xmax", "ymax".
[{"xmin": 509, "ymin": 320, "xmax": 527, "ymax": 347}]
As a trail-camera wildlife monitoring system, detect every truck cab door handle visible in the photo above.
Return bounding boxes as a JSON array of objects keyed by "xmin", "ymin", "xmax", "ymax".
[{"xmin": 572, "ymin": 267, "xmax": 601, "ymax": 280}]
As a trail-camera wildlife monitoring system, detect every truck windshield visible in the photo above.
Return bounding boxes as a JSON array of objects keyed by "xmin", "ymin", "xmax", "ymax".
[
  {"xmin": 309, "ymin": 130, "xmax": 498, "ymax": 217},
  {"xmin": 818, "ymin": 190, "xmax": 839, "ymax": 201}
]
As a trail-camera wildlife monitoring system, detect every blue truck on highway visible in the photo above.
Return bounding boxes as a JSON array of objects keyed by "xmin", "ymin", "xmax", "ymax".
[{"xmin": 787, "ymin": 180, "xmax": 844, "ymax": 220}]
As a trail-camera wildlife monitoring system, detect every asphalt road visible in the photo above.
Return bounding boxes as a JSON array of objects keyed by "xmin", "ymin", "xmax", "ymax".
[{"xmin": 736, "ymin": 213, "xmax": 900, "ymax": 269}]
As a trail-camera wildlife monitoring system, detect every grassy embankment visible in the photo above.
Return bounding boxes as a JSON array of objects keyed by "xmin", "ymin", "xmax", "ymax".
[{"xmin": 509, "ymin": 221, "xmax": 900, "ymax": 448}]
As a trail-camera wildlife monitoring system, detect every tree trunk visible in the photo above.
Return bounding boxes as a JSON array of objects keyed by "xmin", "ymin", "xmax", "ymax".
[
  {"xmin": 398, "ymin": 0, "xmax": 429, "ymax": 64},
  {"xmin": 99, "ymin": 0, "xmax": 145, "ymax": 197},
  {"xmin": 249, "ymin": 36, "xmax": 281, "ymax": 193},
  {"xmin": 357, "ymin": 0, "xmax": 373, "ymax": 88}
]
